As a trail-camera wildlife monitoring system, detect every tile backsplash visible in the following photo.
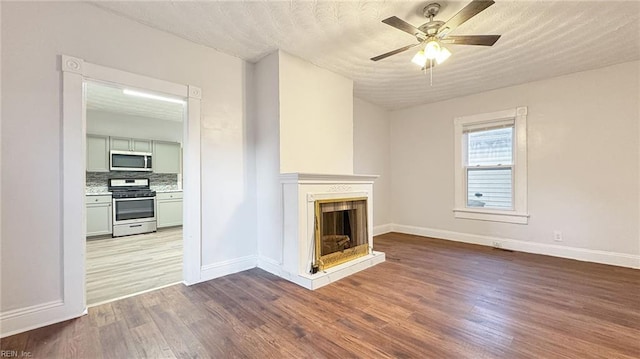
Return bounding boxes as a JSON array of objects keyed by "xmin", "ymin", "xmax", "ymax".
[{"xmin": 86, "ymin": 172, "xmax": 180, "ymax": 194}]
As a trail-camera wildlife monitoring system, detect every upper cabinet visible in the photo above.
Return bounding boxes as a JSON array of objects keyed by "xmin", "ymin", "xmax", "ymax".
[
  {"xmin": 153, "ymin": 141, "xmax": 181, "ymax": 174},
  {"xmin": 110, "ymin": 137, "xmax": 152, "ymax": 153},
  {"xmin": 86, "ymin": 135, "xmax": 109, "ymax": 172},
  {"xmin": 87, "ymin": 135, "xmax": 180, "ymax": 174}
]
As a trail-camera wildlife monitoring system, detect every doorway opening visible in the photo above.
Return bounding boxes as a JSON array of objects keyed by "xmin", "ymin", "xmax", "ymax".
[
  {"xmin": 84, "ymin": 80, "xmax": 186, "ymax": 306},
  {"xmin": 61, "ymin": 55, "xmax": 202, "ymax": 320}
]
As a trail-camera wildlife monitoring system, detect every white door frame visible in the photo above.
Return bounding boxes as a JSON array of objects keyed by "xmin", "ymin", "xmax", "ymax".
[{"xmin": 61, "ymin": 55, "xmax": 202, "ymax": 318}]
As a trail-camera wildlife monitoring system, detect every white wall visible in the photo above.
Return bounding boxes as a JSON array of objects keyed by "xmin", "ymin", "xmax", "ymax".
[
  {"xmin": 87, "ymin": 110, "xmax": 183, "ymax": 143},
  {"xmin": 254, "ymin": 51, "xmax": 282, "ymax": 264},
  {"xmin": 353, "ymin": 98, "xmax": 391, "ymax": 228},
  {"xmin": 253, "ymin": 50, "xmax": 356, "ymax": 269},
  {"xmin": 390, "ymin": 61, "xmax": 640, "ymax": 263},
  {"xmin": 1, "ymin": 1, "xmax": 256, "ymax": 317},
  {"xmin": 279, "ymin": 51, "xmax": 354, "ymax": 175}
]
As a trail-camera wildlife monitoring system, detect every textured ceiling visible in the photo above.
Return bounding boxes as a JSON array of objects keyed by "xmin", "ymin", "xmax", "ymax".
[
  {"xmin": 92, "ymin": 1, "xmax": 640, "ymax": 110},
  {"xmin": 86, "ymin": 81, "xmax": 185, "ymax": 121}
]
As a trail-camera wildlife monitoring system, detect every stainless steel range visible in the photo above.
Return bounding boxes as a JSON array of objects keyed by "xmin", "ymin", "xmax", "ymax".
[{"xmin": 109, "ymin": 178, "xmax": 157, "ymax": 237}]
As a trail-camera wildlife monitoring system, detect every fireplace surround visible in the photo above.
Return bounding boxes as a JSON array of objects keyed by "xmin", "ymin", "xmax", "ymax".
[{"xmin": 277, "ymin": 173, "xmax": 385, "ymax": 289}]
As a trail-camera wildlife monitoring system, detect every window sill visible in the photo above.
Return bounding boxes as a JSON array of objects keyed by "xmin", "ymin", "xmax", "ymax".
[{"xmin": 453, "ymin": 208, "xmax": 529, "ymax": 224}]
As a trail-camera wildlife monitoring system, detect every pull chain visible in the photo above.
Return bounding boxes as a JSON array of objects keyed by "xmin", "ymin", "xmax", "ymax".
[{"xmin": 429, "ymin": 58, "xmax": 433, "ymax": 86}]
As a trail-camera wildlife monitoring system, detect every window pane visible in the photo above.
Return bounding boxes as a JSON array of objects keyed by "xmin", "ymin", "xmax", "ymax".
[
  {"xmin": 467, "ymin": 168, "xmax": 512, "ymax": 209},
  {"xmin": 467, "ymin": 127, "xmax": 513, "ymax": 166}
]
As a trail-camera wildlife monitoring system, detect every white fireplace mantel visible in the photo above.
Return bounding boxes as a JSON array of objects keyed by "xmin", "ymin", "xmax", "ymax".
[
  {"xmin": 276, "ymin": 173, "xmax": 385, "ymax": 290},
  {"xmin": 280, "ymin": 173, "xmax": 380, "ymax": 183}
]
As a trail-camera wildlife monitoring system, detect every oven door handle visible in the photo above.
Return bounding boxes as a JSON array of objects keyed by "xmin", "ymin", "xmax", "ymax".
[{"xmin": 113, "ymin": 197, "xmax": 157, "ymax": 202}]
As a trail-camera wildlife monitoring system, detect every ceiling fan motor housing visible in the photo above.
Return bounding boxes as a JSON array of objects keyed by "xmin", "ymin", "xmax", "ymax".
[{"xmin": 418, "ymin": 21, "xmax": 444, "ymax": 36}]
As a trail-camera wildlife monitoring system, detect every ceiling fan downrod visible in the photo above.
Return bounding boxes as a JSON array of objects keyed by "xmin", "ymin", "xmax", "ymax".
[{"xmin": 419, "ymin": 3, "xmax": 445, "ymax": 37}]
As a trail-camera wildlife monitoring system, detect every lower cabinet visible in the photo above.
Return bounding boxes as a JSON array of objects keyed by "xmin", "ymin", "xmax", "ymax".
[
  {"xmin": 86, "ymin": 195, "xmax": 112, "ymax": 236},
  {"xmin": 87, "ymin": 193, "xmax": 182, "ymax": 235},
  {"xmin": 157, "ymin": 192, "xmax": 183, "ymax": 228}
]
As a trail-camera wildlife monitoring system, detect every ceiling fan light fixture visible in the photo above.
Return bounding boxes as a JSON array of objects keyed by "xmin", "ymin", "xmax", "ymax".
[
  {"xmin": 372, "ymin": 0, "xmax": 501, "ymax": 81},
  {"xmin": 424, "ymin": 40, "xmax": 441, "ymax": 60},
  {"xmin": 411, "ymin": 50, "xmax": 427, "ymax": 67},
  {"xmin": 435, "ymin": 46, "xmax": 451, "ymax": 64}
]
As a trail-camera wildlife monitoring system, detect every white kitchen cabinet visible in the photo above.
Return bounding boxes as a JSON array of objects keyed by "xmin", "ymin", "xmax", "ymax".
[
  {"xmin": 133, "ymin": 139, "xmax": 153, "ymax": 152},
  {"xmin": 86, "ymin": 195, "xmax": 112, "ymax": 236},
  {"xmin": 153, "ymin": 141, "xmax": 181, "ymax": 174},
  {"xmin": 110, "ymin": 137, "xmax": 130, "ymax": 151},
  {"xmin": 86, "ymin": 135, "xmax": 109, "ymax": 172},
  {"xmin": 110, "ymin": 137, "xmax": 152, "ymax": 152},
  {"xmin": 157, "ymin": 192, "xmax": 183, "ymax": 228}
]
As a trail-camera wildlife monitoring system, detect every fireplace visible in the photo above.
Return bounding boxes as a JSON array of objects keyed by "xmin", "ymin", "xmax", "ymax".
[
  {"xmin": 270, "ymin": 173, "xmax": 385, "ymax": 290},
  {"xmin": 314, "ymin": 197, "xmax": 368, "ymax": 272}
]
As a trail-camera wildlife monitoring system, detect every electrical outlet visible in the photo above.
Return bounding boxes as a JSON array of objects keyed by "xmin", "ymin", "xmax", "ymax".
[
  {"xmin": 492, "ymin": 241, "xmax": 502, "ymax": 248},
  {"xmin": 553, "ymin": 230, "xmax": 563, "ymax": 242}
]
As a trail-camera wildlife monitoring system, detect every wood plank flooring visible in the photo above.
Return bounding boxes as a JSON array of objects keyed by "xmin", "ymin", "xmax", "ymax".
[
  {"xmin": 86, "ymin": 227, "xmax": 183, "ymax": 305},
  {"xmin": 3, "ymin": 232, "xmax": 639, "ymax": 358}
]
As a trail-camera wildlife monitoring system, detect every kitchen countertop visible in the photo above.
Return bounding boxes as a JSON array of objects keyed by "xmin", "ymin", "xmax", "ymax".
[{"xmin": 86, "ymin": 189, "xmax": 183, "ymax": 196}]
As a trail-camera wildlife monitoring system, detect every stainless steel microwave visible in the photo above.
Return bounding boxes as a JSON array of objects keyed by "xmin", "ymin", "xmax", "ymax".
[{"xmin": 110, "ymin": 150, "xmax": 152, "ymax": 172}]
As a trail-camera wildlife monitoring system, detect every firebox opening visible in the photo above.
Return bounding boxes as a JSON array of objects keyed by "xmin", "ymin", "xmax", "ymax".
[
  {"xmin": 321, "ymin": 209, "xmax": 355, "ymax": 255},
  {"xmin": 314, "ymin": 197, "xmax": 368, "ymax": 271}
]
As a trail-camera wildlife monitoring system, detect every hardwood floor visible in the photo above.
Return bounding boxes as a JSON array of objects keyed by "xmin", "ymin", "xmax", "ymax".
[
  {"xmin": 2, "ymin": 232, "xmax": 639, "ymax": 358},
  {"xmin": 86, "ymin": 227, "xmax": 183, "ymax": 306}
]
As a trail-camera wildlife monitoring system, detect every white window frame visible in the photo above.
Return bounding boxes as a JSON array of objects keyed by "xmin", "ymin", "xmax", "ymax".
[{"xmin": 453, "ymin": 106, "xmax": 529, "ymax": 224}]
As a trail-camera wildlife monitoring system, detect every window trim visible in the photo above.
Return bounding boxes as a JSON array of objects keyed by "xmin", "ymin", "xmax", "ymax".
[{"xmin": 453, "ymin": 107, "xmax": 529, "ymax": 224}]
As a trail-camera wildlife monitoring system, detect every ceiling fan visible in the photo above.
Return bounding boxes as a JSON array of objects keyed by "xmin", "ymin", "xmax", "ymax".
[{"xmin": 371, "ymin": 0, "xmax": 501, "ymax": 69}]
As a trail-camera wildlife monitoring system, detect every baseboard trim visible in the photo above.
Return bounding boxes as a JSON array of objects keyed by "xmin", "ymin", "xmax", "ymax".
[
  {"xmin": 0, "ymin": 300, "xmax": 64, "ymax": 322},
  {"xmin": 257, "ymin": 256, "xmax": 282, "ymax": 277},
  {"xmin": 373, "ymin": 223, "xmax": 393, "ymax": 236},
  {"xmin": 199, "ymin": 255, "xmax": 258, "ymax": 283},
  {"xmin": 391, "ymin": 224, "xmax": 640, "ymax": 269},
  {"xmin": 0, "ymin": 300, "xmax": 72, "ymax": 338}
]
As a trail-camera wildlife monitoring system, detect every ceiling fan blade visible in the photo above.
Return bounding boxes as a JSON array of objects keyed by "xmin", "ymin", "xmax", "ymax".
[
  {"xmin": 382, "ymin": 16, "xmax": 425, "ymax": 37},
  {"xmin": 441, "ymin": 35, "xmax": 501, "ymax": 46},
  {"xmin": 438, "ymin": 0, "xmax": 495, "ymax": 37},
  {"xmin": 371, "ymin": 43, "xmax": 420, "ymax": 61}
]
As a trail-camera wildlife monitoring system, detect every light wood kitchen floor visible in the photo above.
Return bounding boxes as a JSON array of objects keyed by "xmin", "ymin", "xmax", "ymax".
[{"xmin": 86, "ymin": 227, "xmax": 183, "ymax": 306}]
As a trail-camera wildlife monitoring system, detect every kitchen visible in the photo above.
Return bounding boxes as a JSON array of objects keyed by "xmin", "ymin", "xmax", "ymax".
[{"xmin": 84, "ymin": 81, "xmax": 184, "ymax": 306}]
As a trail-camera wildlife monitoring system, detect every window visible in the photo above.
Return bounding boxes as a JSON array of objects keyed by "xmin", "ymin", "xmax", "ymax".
[
  {"xmin": 466, "ymin": 124, "xmax": 513, "ymax": 209},
  {"xmin": 453, "ymin": 107, "xmax": 529, "ymax": 224}
]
